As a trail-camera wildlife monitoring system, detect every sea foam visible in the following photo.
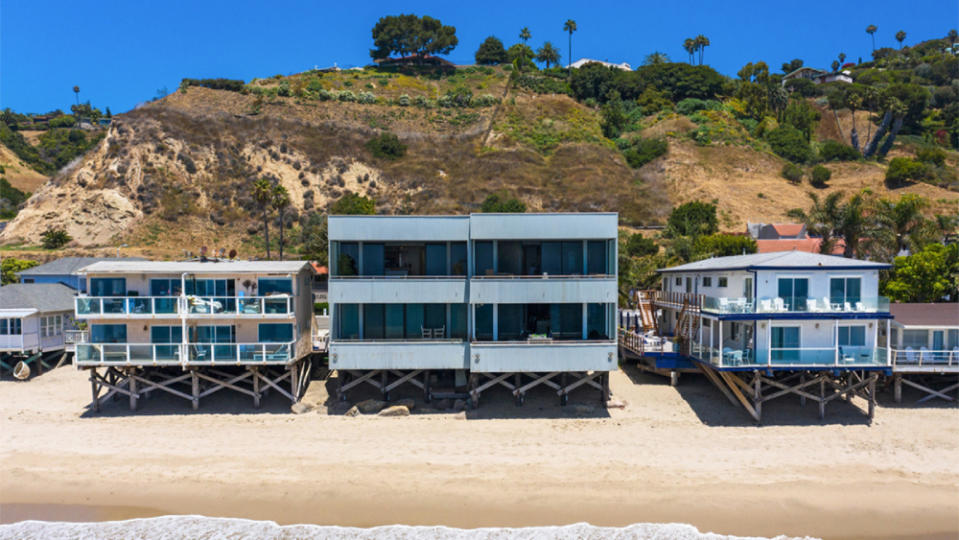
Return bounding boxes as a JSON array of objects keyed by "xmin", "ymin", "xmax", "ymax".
[{"xmin": 0, "ymin": 515, "xmax": 814, "ymax": 540}]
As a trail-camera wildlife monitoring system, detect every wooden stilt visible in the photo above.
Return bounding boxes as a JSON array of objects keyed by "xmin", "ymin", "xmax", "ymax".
[
  {"xmin": 800, "ymin": 373, "xmax": 806, "ymax": 407},
  {"xmin": 819, "ymin": 377, "xmax": 826, "ymax": 419},
  {"xmin": 290, "ymin": 362, "xmax": 299, "ymax": 403},
  {"xmin": 191, "ymin": 369, "xmax": 199, "ymax": 410},
  {"xmin": 867, "ymin": 375, "xmax": 876, "ymax": 419},
  {"xmin": 894, "ymin": 373, "xmax": 902, "ymax": 403},
  {"xmin": 252, "ymin": 367, "xmax": 261, "ymax": 408},
  {"xmin": 380, "ymin": 370, "xmax": 389, "ymax": 400},
  {"xmin": 128, "ymin": 368, "xmax": 137, "ymax": 411},
  {"xmin": 753, "ymin": 371, "xmax": 762, "ymax": 423},
  {"xmin": 602, "ymin": 372, "xmax": 611, "ymax": 402},
  {"xmin": 424, "ymin": 370, "xmax": 431, "ymax": 402},
  {"xmin": 90, "ymin": 369, "xmax": 100, "ymax": 412}
]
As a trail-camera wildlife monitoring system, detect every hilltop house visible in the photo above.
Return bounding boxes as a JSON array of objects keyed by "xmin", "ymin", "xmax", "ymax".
[
  {"xmin": 746, "ymin": 222, "xmax": 845, "ymax": 254},
  {"xmin": 0, "ymin": 283, "xmax": 77, "ymax": 376},
  {"xmin": 18, "ymin": 257, "xmax": 145, "ymax": 293},
  {"xmin": 73, "ymin": 260, "xmax": 316, "ymax": 411},
  {"xmin": 328, "ymin": 213, "xmax": 618, "ymax": 406},
  {"xmin": 570, "ymin": 58, "xmax": 631, "ymax": 71},
  {"xmin": 782, "ymin": 67, "xmax": 853, "ymax": 86}
]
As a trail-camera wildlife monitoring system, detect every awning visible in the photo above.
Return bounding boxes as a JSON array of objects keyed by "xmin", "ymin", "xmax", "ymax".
[{"xmin": 0, "ymin": 309, "xmax": 38, "ymax": 318}]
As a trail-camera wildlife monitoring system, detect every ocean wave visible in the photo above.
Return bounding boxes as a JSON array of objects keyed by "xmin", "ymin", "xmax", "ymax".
[{"xmin": 0, "ymin": 515, "xmax": 813, "ymax": 540}]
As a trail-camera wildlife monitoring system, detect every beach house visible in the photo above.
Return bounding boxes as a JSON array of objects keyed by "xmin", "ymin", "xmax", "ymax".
[
  {"xmin": 17, "ymin": 257, "xmax": 145, "ymax": 293},
  {"xmin": 73, "ymin": 260, "xmax": 316, "ymax": 410},
  {"xmin": 328, "ymin": 213, "xmax": 618, "ymax": 406},
  {"xmin": 624, "ymin": 251, "xmax": 892, "ymax": 421},
  {"xmin": 888, "ymin": 303, "xmax": 958, "ymax": 403},
  {"xmin": 0, "ymin": 283, "xmax": 76, "ymax": 377}
]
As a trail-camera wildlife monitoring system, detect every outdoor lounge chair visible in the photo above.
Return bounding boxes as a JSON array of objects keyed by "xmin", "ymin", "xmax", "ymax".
[
  {"xmin": 855, "ymin": 301, "xmax": 867, "ymax": 312},
  {"xmin": 821, "ymin": 297, "xmax": 832, "ymax": 311},
  {"xmin": 734, "ymin": 298, "xmax": 747, "ymax": 312},
  {"xmin": 759, "ymin": 299, "xmax": 772, "ymax": 312},
  {"xmin": 719, "ymin": 298, "xmax": 730, "ymax": 312},
  {"xmin": 773, "ymin": 298, "xmax": 787, "ymax": 312},
  {"xmin": 806, "ymin": 298, "xmax": 818, "ymax": 312},
  {"xmin": 421, "ymin": 327, "xmax": 432, "ymax": 338},
  {"xmin": 843, "ymin": 302, "xmax": 854, "ymax": 312},
  {"xmin": 905, "ymin": 347, "xmax": 918, "ymax": 364},
  {"xmin": 920, "ymin": 347, "xmax": 930, "ymax": 363},
  {"xmin": 433, "ymin": 326, "xmax": 445, "ymax": 338}
]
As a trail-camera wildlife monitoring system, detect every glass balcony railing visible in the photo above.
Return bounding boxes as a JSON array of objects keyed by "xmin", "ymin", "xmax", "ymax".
[
  {"xmin": 689, "ymin": 343, "xmax": 889, "ymax": 368},
  {"xmin": 75, "ymin": 342, "xmax": 293, "ymax": 364},
  {"xmin": 76, "ymin": 295, "xmax": 293, "ymax": 316},
  {"xmin": 701, "ymin": 296, "xmax": 890, "ymax": 315},
  {"xmin": 891, "ymin": 348, "xmax": 959, "ymax": 366}
]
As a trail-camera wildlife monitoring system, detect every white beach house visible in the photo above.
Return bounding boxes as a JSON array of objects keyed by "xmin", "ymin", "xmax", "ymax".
[
  {"xmin": 328, "ymin": 213, "xmax": 618, "ymax": 406},
  {"xmin": 73, "ymin": 260, "xmax": 316, "ymax": 410},
  {"xmin": 0, "ymin": 283, "xmax": 76, "ymax": 376},
  {"xmin": 888, "ymin": 303, "xmax": 958, "ymax": 403}
]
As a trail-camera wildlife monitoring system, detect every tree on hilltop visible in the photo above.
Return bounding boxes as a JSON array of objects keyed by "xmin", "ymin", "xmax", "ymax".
[
  {"xmin": 866, "ymin": 24, "xmax": 877, "ymax": 52},
  {"xmin": 519, "ymin": 27, "xmax": 531, "ymax": 43},
  {"xmin": 536, "ymin": 42, "xmax": 561, "ymax": 68},
  {"xmin": 563, "ymin": 19, "xmax": 577, "ymax": 71},
  {"xmin": 475, "ymin": 36, "xmax": 507, "ymax": 65},
  {"xmin": 895, "ymin": 30, "xmax": 906, "ymax": 49},
  {"xmin": 369, "ymin": 14, "xmax": 458, "ymax": 62}
]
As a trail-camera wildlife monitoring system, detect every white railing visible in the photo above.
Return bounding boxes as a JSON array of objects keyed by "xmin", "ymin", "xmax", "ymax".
[
  {"xmin": 75, "ymin": 342, "xmax": 294, "ymax": 365},
  {"xmin": 75, "ymin": 295, "xmax": 294, "ymax": 317},
  {"xmin": 891, "ymin": 348, "xmax": 959, "ymax": 367}
]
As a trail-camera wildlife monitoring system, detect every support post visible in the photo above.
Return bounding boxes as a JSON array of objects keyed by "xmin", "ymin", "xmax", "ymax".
[
  {"xmin": 753, "ymin": 370, "xmax": 762, "ymax": 422},
  {"xmin": 290, "ymin": 362, "xmax": 299, "ymax": 403},
  {"xmin": 253, "ymin": 367, "xmax": 261, "ymax": 408},
  {"xmin": 894, "ymin": 373, "xmax": 902, "ymax": 403},
  {"xmin": 819, "ymin": 377, "xmax": 825, "ymax": 419},
  {"xmin": 191, "ymin": 369, "xmax": 199, "ymax": 410},
  {"xmin": 867, "ymin": 375, "xmax": 876, "ymax": 419},
  {"xmin": 128, "ymin": 368, "xmax": 137, "ymax": 411},
  {"xmin": 90, "ymin": 368, "xmax": 100, "ymax": 412},
  {"xmin": 800, "ymin": 373, "xmax": 806, "ymax": 406}
]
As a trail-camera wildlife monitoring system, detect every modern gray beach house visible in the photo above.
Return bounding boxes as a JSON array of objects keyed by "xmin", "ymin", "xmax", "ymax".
[
  {"xmin": 72, "ymin": 260, "xmax": 316, "ymax": 410},
  {"xmin": 328, "ymin": 213, "xmax": 618, "ymax": 405}
]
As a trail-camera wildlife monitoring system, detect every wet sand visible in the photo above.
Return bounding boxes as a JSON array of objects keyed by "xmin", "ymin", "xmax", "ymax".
[{"xmin": 1, "ymin": 365, "xmax": 957, "ymax": 539}]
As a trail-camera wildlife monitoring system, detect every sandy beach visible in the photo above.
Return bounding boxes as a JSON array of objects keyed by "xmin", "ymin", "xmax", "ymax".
[{"xmin": 1, "ymin": 364, "xmax": 957, "ymax": 539}]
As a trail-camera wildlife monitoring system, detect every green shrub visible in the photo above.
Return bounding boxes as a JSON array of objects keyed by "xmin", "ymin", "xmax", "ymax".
[
  {"xmin": 48, "ymin": 115, "xmax": 76, "ymax": 128},
  {"xmin": 397, "ymin": 94, "xmax": 411, "ymax": 106},
  {"xmin": 365, "ymin": 132, "xmax": 406, "ymax": 160},
  {"xmin": 180, "ymin": 78, "xmax": 245, "ymax": 92},
  {"xmin": 357, "ymin": 92, "xmax": 376, "ymax": 104},
  {"xmin": 625, "ymin": 234, "xmax": 658, "ymax": 257},
  {"xmin": 781, "ymin": 163, "xmax": 803, "ymax": 182},
  {"xmin": 766, "ymin": 125, "xmax": 813, "ymax": 163},
  {"xmin": 41, "ymin": 228, "xmax": 72, "ymax": 249},
  {"xmin": 694, "ymin": 234, "xmax": 757, "ymax": 257},
  {"xmin": 620, "ymin": 137, "xmax": 668, "ymax": 168},
  {"xmin": 277, "ymin": 80, "xmax": 291, "ymax": 97},
  {"xmin": 885, "ymin": 157, "xmax": 930, "ymax": 186},
  {"xmin": 472, "ymin": 94, "xmax": 500, "ymax": 107},
  {"xmin": 318, "ymin": 89, "xmax": 334, "ymax": 101},
  {"xmin": 480, "ymin": 191, "xmax": 526, "ymax": 212},
  {"xmin": 665, "ymin": 201, "xmax": 718, "ymax": 237},
  {"xmin": 413, "ymin": 95, "xmax": 431, "ymax": 108},
  {"xmin": 330, "ymin": 192, "xmax": 375, "ymax": 215},
  {"xmin": 810, "ymin": 165, "xmax": 832, "ymax": 187},
  {"xmin": 916, "ymin": 147, "xmax": 946, "ymax": 166},
  {"xmin": 314, "ymin": 302, "xmax": 329, "ymax": 314},
  {"xmin": 819, "ymin": 140, "xmax": 860, "ymax": 161},
  {"xmin": 337, "ymin": 90, "xmax": 356, "ymax": 102}
]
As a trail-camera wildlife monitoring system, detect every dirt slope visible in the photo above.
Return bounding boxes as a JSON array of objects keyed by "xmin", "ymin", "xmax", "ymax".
[{"xmin": 0, "ymin": 143, "xmax": 48, "ymax": 193}]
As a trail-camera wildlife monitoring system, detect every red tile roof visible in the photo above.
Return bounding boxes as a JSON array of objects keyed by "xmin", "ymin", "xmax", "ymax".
[{"xmin": 771, "ymin": 224, "xmax": 805, "ymax": 237}]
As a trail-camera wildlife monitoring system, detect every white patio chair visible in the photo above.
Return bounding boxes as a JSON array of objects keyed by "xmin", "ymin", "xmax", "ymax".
[
  {"xmin": 806, "ymin": 298, "xmax": 818, "ymax": 312},
  {"xmin": 719, "ymin": 298, "xmax": 729, "ymax": 312},
  {"xmin": 855, "ymin": 301, "xmax": 867, "ymax": 312},
  {"xmin": 759, "ymin": 299, "xmax": 772, "ymax": 312},
  {"xmin": 434, "ymin": 326, "xmax": 445, "ymax": 338},
  {"xmin": 421, "ymin": 327, "xmax": 432, "ymax": 339},
  {"xmin": 773, "ymin": 298, "xmax": 787, "ymax": 312},
  {"xmin": 920, "ymin": 347, "xmax": 930, "ymax": 364},
  {"xmin": 734, "ymin": 298, "xmax": 747, "ymax": 312},
  {"xmin": 905, "ymin": 346, "xmax": 917, "ymax": 363},
  {"xmin": 843, "ymin": 302, "xmax": 853, "ymax": 312},
  {"xmin": 821, "ymin": 297, "xmax": 832, "ymax": 311}
]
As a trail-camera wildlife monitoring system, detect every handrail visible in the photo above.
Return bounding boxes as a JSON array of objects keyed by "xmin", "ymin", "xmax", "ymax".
[
  {"xmin": 330, "ymin": 275, "xmax": 467, "ymax": 280},
  {"xmin": 891, "ymin": 348, "xmax": 958, "ymax": 367},
  {"xmin": 471, "ymin": 274, "xmax": 615, "ymax": 280},
  {"xmin": 74, "ymin": 341, "xmax": 295, "ymax": 365},
  {"xmin": 76, "ymin": 295, "xmax": 294, "ymax": 316}
]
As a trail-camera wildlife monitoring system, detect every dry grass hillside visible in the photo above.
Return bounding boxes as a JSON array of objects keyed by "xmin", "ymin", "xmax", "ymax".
[
  {"xmin": 0, "ymin": 142, "xmax": 49, "ymax": 193},
  {"xmin": 1, "ymin": 66, "xmax": 956, "ymax": 253}
]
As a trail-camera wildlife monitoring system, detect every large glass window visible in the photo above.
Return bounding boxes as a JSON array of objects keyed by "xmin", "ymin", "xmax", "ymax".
[
  {"xmin": 474, "ymin": 304, "xmax": 493, "ymax": 340},
  {"xmin": 777, "ymin": 278, "xmax": 809, "ymax": 311},
  {"xmin": 450, "ymin": 304, "xmax": 467, "ymax": 339},
  {"xmin": 385, "ymin": 304, "xmax": 404, "ymax": 339},
  {"xmin": 587, "ymin": 303, "xmax": 609, "ymax": 339},
  {"xmin": 405, "ymin": 303, "xmax": 425, "ymax": 338},
  {"xmin": 474, "ymin": 241, "xmax": 494, "ymax": 276},
  {"xmin": 902, "ymin": 329, "xmax": 928, "ymax": 348},
  {"xmin": 562, "ymin": 242, "xmax": 583, "ymax": 275},
  {"xmin": 193, "ymin": 325, "xmax": 235, "ymax": 343},
  {"xmin": 830, "ymin": 277, "xmax": 862, "ymax": 306},
  {"xmin": 838, "ymin": 326, "xmax": 866, "ymax": 347},
  {"xmin": 363, "ymin": 304, "xmax": 385, "ymax": 339},
  {"xmin": 90, "ymin": 278, "xmax": 126, "ymax": 297},
  {"xmin": 424, "ymin": 304, "xmax": 446, "ymax": 333},
  {"xmin": 542, "ymin": 242, "xmax": 562, "ymax": 275},
  {"xmin": 498, "ymin": 304, "xmax": 525, "ymax": 341},
  {"xmin": 151, "ymin": 326, "xmax": 182, "ymax": 343},
  {"xmin": 587, "ymin": 241, "xmax": 608, "ymax": 275},
  {"xmin": 336, "ymin": 242, "xmax": 359, "ymax": 276},
  {"xmin": 362, "ymin": 243, "xmax": 385, "ymax": 276},
  {"xmin": 425, "ymin": 244, "xmax": 448, "ymax": 276},
  {"xmin": 150, "ymin": 278, "xmax": 182, "ymax": 296},
  {"xmin": 91, "ymin": 324, "xmax": 127, "ymax": 343},
  {"xmin": 258, "ymin": 278, "xmax": 292, "ymax": 295},
  {"xmin": 450, "ymin": 242, "xmax": 468, "ymax": 275},
  {"xmin": 497, "ymin": 241, "xmax": 523, "ymax": 275},
  {"xmin": 258, "ymin": 323, "xmax": 293, "ymax": 343},
  {"xmin": 337, "ymin": 304, "xmax": 360, "ymax": 339},
  {"xmin": 771, "ymin": 326, "xmax": 800, "ymax": 362},
  {"xmin": 0, "ymin": 319, "xmax": 21, "ymax": 335}
]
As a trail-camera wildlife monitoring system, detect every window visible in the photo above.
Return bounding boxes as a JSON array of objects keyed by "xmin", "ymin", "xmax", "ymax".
[
  {"xmin": 258, "ymin": 323, "xmax": 293, "ymax": 343},
  {"xmin": 496, "ymin": 241, "xmax": 523, "ymax": 275},
  {"xmin": 777, "ymin": 277, "xmax": 808, "ymax": 311},
  {"xmin": 474, "ymin": 241, "xmax": 494, "ymax": 276},
  {"xmin": 587, "ymin": 303, "xmax": 609, "ymax": 339},
  {"xmin": 718, "ymin": 277, "xmax": 728, "ymax": 288},
  {"xmin": 838, "ymin": 326, "xmax": 866, "ymax": 347},
  {"xmin": 587, "ymin": 241, "xmax": 607, "ymax": 275},
  {"xmin": 425, "ymin": 243, "xmax": 448, "ymax": 276},
  {"xmin": 562, "ymin": 242, "xmax": 583, "ymax": 275},
  {"xmin": 541, "ymin": 242, "xmax": 562, "ymax": 275},
  {"xmin": 450, "ymin": 304, "xmax": 467, "ymax": 339},
  {"xmin": 498, "ymin": 304, "xmax": 525, "ymax": 340},
  {"xmin": 450, "ymin": 242, "xmax": 468, "ymax": 276},
  {"xmin": 90, "ymin": 278, "xmax": 126, "ymax": 297},
  {"xmin": 336, "ymin": 242, "xmax": 359, "ymax": 276},
  {"xmin": 902, "ymin": 329, "xmax": 928, "ymax": 349},
  {"xmin": 150, "ymin": 279, "xmax": 182, "ymax": 296},
  {"xmin": 193, "ymin": 325, "xmax": 235, "ymax": 344},
  {"xmin": 771, "ymin": 326, "xmax": 800, "ymax": 362},
  {"xmin": 40, "ymin": 315, "xmax": 63, "ymax": 338},
  {"xmin": 90, "ymin": 324, "xmax": 127, "ymax": 343},
  {"xmin": 702, "ymin": 277, "xmax": 712, "ymax": 287},
  {"xmin": 830, "ymin": 277, "xmax": 862, "ymax": 306},
  {"xmin": 474, "ymin": 304, "xmax": 493, "ymax": 341},
  {"xmin": 337, "ymin": 304, "xmax": 360, "ymax": 339},
  {"xmin": 0, "ymin": 319, "xmax": 17, "ymax": 335},
  {"xmin": 258, "ymin": 278, "xmax": 292, "ymax": 295},
  {"xmin": 362, "ymin": 243, "xmax": 385, "ymax": 276},
  {"xmin": 675, "ymin": 277, "xmax": 682, "ymax": 286},
  {"xmin": 363, "ymin": 304, "xmax": 385, "ymax": 339},
  {"xmin": 151, "ymin": 326, "xmax": 183, "ymax": 343}
]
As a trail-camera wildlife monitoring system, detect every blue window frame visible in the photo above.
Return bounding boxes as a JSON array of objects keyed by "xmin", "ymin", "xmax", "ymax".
[
  {"xmin": 587, "ymin": 303, "xmax": 609, "ymax": 339},
  {"xmin": 771, "ymin": 326, "xmax": 800, "ymax": 362},
  {"xmin": 258, "ymin": 278, "xmax": 292, "ymax": 295},
  {"xmin": 474, "ymin": 241, "xmax": 494, "ymax": 276},
  {"xmin": 474, "ymin": 304, "xmax": 493, "ymax": 340},
  {"xmin": 90, "ymin": 278, "xmax": 126, "ymax": 297},
  {"xmin": 362, "ymin": 243, "xmax": 385, "ymax": 276},
  {"xmin": 562, "ymin": 242, "xmax": 583, "ymax": 275},
  {"xmin": 838, "ymin": 326, "xmax": 866, "ymax": 347},
  {"xmin": 337, "ymin": 304, "xmax": 360, "ymax": 339},
  {"xmin": 830, "ymin": 277, "xmax": 862, "ymax": 306},
  {"xmin": 450, "ymin": 242, "xmax": 468, "ymax": 276},
  {"xmin": 587, "ymin": 241, "xmax": 607, "ymax": 275},
  {"xmin": 425, "ymin": 244, "xmax": 448, "ymax": 276},
  {"xmin": 258, "ymin": 323, "xmax": 293, "ymax": 343},
  {"xmin": 337, "ymin": 242, "xmax": 359, "ymax": 276},
  {"xmin": 777, "ymin": 278, "xmax": 809, "ymax": 311},
  {"xmin": 150, "ymin": 279, "xmax": 182, "ymax": 296}
]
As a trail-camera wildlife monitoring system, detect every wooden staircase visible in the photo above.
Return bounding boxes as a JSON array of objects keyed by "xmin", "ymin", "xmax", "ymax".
[{"xmin": 675, "ymin": 300, "xmax": 700, "ymax": 356}]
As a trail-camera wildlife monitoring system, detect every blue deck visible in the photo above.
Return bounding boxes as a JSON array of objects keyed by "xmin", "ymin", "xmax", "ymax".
[
  {"xmin": 686, "ymin": 356, "xmax": 893, "ymax": 375},
  {"xmin": 639, "ymin": 351, "xmax": 696, "ymax": 370}
]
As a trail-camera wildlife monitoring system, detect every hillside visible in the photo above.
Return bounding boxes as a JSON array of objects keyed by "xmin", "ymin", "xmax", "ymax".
[
  {"xmin": 0, "ymin": 142, "xmax": 48, "ymax": 193},
  {"xmin": 1, "ymin": 63, "xmax": 956, "ymax": 255}
]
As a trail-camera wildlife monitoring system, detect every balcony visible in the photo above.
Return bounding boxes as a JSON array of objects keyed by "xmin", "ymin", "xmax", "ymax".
[
  {"xmin": 648, "ymin": 291, "xmax": 889, "ymax": 316},
  {"xmin": 891, "ymin": 348, "xmax": 959, "ymax": 368},
  {"xmin": 330, "ymin": 339, "xmax": 468, "ymax": 370},
  {"xmin": 688, "ymin": 342, "xmax": 889, "ymax": 369},
  {"xmin": 328, "ymin": 276, "xmax": 467, "ymax": 304},
  {"xmin": 469, "ymin": 340, "xmax": 617, "ymax": 372},
  {"xmin": 75, "ymin": 342, "xmax": 294, "ymax": 366},
  {"xmin": 75, "ymin": 295, "xmax": 293, "ymax": 318},
  {"xmin": 470, "ymin": 275, "xmax": 616, "ymax": 304}
]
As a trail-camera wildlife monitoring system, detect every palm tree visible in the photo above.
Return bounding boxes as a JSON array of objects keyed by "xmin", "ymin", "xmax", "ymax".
[
  {"xmin": 831, "ymin": 60, "xmax": 840, "ymax": 72},
  {"xmin": 683, "ymin": 38, "xmax": 696, "ymax": 64},
  {"xmin": 252, "ymin": 178, "xmax": 274, "ymax": 259},
  {"xmin": 838, "ymin": 52, "xmax": 846, "ymax": 65},
  {"xmin": 644, "ymin": 51, "xmax": 669, "ymax": 65},
  {"xmin": 563, "ymin": 19, "xmax": 577, "ymax": 72},
  {"xmin": 536, "ymin": 42, "xmax": 561, "ymax": 69},
  {"xmin": 72, "ymin": 86, "xmax": 80, "ymax": 106},
  {"xmin": 519, "ymin": 27, "xmax": 531, "ymax": 44},
  {"xmin": 866, "ymin": 25, "xmax": 878, "ymax": 52},
  {"xmin": 874, "ymin": 194, "xmax": 930, "ymax": 255},
  {"xmin": 948, "ymin": 29, "xmax": 958, "ymax": 55},
  {"xmin": 895, "ymin": 30, "xmax": 906, "ymax": 49},
  {"xmin": 786, "ymin": 192, "xmax": 844, "ymax": 255},
  {"xmin": 836, "ymin": 193, "xmax": 868, "ymax": 258},
  {"xmin": 271, "ymin": 185, "xmax": 291, "ymax": 260},
  {"xmin": 694, "ymin": 34, "xmax": 710, "ymax": 65}
]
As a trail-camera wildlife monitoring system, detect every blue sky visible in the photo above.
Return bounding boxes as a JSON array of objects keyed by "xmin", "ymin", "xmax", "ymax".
[{"xmin": 2, "ymin": 0, "xmax": 955, "ymax": 114}]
